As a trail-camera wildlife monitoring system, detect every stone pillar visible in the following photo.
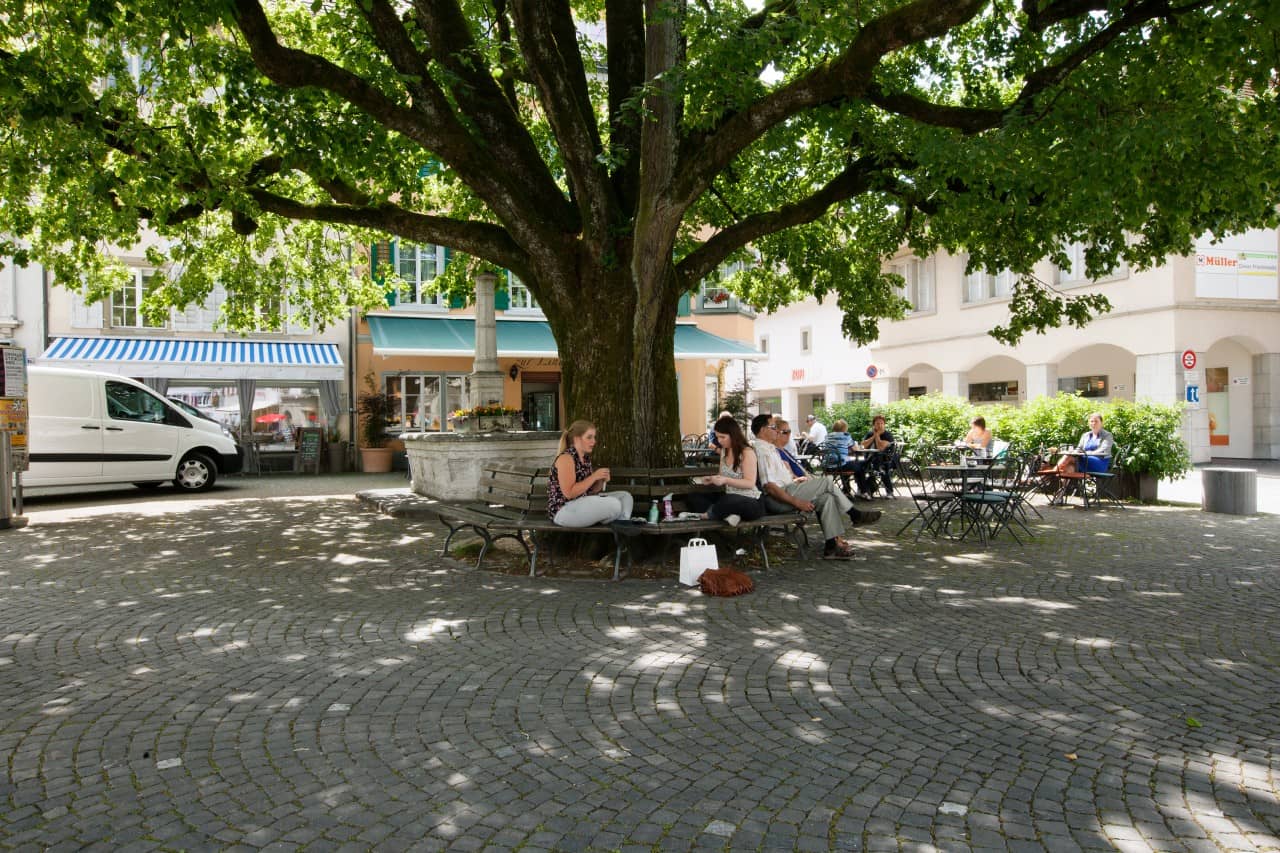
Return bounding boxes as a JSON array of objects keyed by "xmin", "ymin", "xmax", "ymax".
[
  {"xmin": 781, "ymin": 387, "xmax": 800, "ymax": 422},
  {"xmin": 941, "ymin": 371, "xmax": 968, "ymax": 400},
  {"xmin": 1025, "ymin": 363, "xmax": 1059, "ymax": 402},
  {"xmin": 469, "ymin": 272, "xmax": 505, "ymax": 408},
  {"xmin": 824, "ymin": 383, "xmax": 846, "ymax": 409},
  {"xmin": 1254, "ymin": 353, "xmax": 1280, "ymax": 460},
  {"xmin": 871, "ymin": 377, "xmax": 909, "ymax": 406},
  {"xmin": 1137, "ymin": 351, "xmax": 1209, "ymax": 463}
]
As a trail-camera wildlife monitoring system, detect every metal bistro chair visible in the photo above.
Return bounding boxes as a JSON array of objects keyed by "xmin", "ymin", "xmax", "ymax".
[
  {"xmin": 895, "ymin": 455, "xmax": 958, "ymax": 542},
  {"xmin": 1083, "ymin": 446, "xmax": 1125, "ymax": 509},
  {"xmin": 959, "ymin": 452, "xmax": 1036, "ymax": 545}
]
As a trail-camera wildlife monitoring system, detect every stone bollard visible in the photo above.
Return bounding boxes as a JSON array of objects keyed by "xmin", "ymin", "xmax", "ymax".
[{"xmin": 1201, "ymin": 467, "xmax": 1257, "ymax": 515}]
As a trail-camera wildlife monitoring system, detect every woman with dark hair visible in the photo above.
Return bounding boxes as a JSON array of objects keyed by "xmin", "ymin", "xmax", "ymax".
[
  {"xmin": 961, "ymin": 416, "xmax": 993, "ymax": 455},
  {"xmin": 686, "ymin": 415, "xmax": 766, "ymax": 527},
  {"xmin": 548, "ymin": 420, "xmax": 634, "ymax": 527}
]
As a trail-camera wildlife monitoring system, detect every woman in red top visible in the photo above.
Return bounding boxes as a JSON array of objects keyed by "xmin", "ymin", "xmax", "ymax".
[{"xmin": 547, "ymin": 420, "xmax": 635, "ymax": 526}]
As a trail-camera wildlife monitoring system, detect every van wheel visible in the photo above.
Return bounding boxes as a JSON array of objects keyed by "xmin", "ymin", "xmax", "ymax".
[
  {"xmin": 174, "ymin": 453, "xmax": 217, "ymax": 492},
  {"xmin": 132, "ymin": 482, "xmax": 164, "ymax": 490}
]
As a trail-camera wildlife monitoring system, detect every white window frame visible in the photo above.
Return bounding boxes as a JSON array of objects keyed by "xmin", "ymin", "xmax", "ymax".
[
  {"xmin": 394, "ymin": 243, "xmax": 448, "ymax": 309},
  {"xmin": 892, "ymin": 255, "xmax": 935, "ymax": 315},
  {"xmin": 800, "ymin": 326, "xmax": 812, "ymax": 355},
  {"xmin": 758, "ymin": 335, "xmax": 769, "ymax": 358},
  {"xmin": 506, "ymin": 271, "xmax": 542, "ymax": 315},
  {"xmin": 384, "ymin": 372, "xmax": 471, "ymax": 432},
  {"xmin": 110, "ymin": 269, "xmax": 165, "ymax": 329},
  {"xmin": 1054, "ymin": 241, "xmax": 1129, "ymax": 287},
  {"xmin": 963, "ymin": 265, "xmax": 1016, "ymax": 304}
]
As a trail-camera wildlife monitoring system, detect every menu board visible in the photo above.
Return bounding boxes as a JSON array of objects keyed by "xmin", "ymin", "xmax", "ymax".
[
  {"xmin": 1, "ymin": 346, "xmax": 25, "ymax": 399},
  {"xmin": 296, "ymin": 427, "xmax": 322, "ymax": 474}
]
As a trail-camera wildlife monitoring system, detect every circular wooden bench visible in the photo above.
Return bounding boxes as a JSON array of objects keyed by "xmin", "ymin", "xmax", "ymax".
[{"xmin": 1201, "ymin": 467, "xmax": 1257, "ymax": 515}]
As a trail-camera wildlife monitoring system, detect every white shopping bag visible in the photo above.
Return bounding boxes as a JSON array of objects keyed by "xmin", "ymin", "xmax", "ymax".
[{"xmin": 679, "ymin": 538, "xmax": 719, "ymax": 586}]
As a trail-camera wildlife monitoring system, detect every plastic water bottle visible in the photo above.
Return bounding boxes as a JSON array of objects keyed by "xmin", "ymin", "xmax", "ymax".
[
  {"xmin": 648, "ymin": 500, "xmax": 660, "ymax": 523},
  {"xmin": 662, "ymin": 494, "xmax": 674, "ymax": 521}
]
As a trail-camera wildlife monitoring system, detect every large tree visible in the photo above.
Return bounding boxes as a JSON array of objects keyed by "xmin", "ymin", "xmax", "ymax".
[{"xmin": 2, "ymin": 0, "xmax": 1277, "ymax": 464}]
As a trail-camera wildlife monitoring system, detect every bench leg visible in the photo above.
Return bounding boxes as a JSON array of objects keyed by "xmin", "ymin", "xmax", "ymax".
[
  {"xmin": 439, "ymin": 517, "xmax": 473, "ymax": 556},
  {"xmin": 753, "ymin": 527, "xmax": 771, "ymax": 572},
  {"xmin": 471, "ymin": 526, "xmax": 495, "ymax": 570},
  {"xmin": 611, "ymin": 531, "xmax": 631, "ymax": 582}
]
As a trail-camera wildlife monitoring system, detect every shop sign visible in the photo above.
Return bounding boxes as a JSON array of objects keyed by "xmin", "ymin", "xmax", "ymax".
[
  {"xmin": 1231, "ymin": 376, "xmax": 1250, "ymax": 386},
  {"xmin": 791, "ymin": 369, "xmax": 805, "ymax": 381}
]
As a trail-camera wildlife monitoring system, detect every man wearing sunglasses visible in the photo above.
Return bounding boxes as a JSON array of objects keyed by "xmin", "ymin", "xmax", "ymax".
[{"xmin": 750, "ymin": 413, "xmax": 880, "ymax": 561}]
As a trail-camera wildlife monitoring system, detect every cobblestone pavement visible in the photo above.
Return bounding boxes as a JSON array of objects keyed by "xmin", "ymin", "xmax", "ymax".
[{"xmin": 3, "ymin": 475, "xmax": 1279, "ymax": 851}]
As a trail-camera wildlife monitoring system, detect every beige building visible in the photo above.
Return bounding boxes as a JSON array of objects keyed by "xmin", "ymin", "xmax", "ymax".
[{"xmin": 752, "ymin": 228, "xmax": 1280, "ymax": 463}]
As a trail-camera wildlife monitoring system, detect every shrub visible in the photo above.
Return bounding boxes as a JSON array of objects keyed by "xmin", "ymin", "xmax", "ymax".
[
  {"xmin": 831, "ymin": 392, "xmax": 1191, "ymax": 481},
  {"xmin": 815, "ymin": 399, "xmax": 871, "ymax": 439}
]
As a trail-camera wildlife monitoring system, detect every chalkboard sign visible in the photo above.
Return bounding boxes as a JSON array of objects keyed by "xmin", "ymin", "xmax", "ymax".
[{"xmin": 296, "ymin": 428, "xmax": 322, "ymax": 474}]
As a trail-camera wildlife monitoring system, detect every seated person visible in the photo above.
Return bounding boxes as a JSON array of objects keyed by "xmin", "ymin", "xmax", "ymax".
[
  {"xmin": 771, "ymin": 419, "xmax": 810, "ymax": 477},
  {"xmin": 749, "ymin": 414, "xmax": 880, "ymax": 561},
  {"xmin": 801, "ymin": 414, "xmax": 827, "ymax": 452},
  {"xmin": 1055, "ymin": 412, "xmax": 1114, "ymax": 475},
  {"xmin": 547, "ymin": 420, "xmax": 635, "ymax": 527},
  {"xmin": 849, "ymin": 414, "xmax": 895, "ymax": 499},
  {"xmin": 960, "ymin": 416, "xmax": 993, "ymax": 457},
  {"xmin": 684, "ymin": 416, "xmax": 765, "ymax": 527},
  {"xmin": 1042, "ymin": 412, "xmax": 1114, "ymax": 504},
  {"xmin": 819, "ymin": 419, "xmax": 857, "ymax": 494}
]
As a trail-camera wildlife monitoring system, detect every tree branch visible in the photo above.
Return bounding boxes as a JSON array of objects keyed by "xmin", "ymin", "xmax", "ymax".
[
  {"xmin": 230, "ymin": 0, "xmax": 573, "ymax": 246},
  {"xmin": 246, "ymin": 190, "xmax": 528, "ymax": 275},
  {"xmin": 509, "ymin": 0, "xmax": 614, "ymax": 238},
  {"xmin": 675, "ymin": 0, "xmax": 987, "ymax": 209},
  {"xmin": 605, "ymin": 0, "xmax": 646, "ymax": 214},
  {"xmin": 864, "ymin": 84, "xmax": 1004, "ymax": 133},
  {"xmin": 675, "ymin": 158, "xmax": 885, "ymax": 287}
]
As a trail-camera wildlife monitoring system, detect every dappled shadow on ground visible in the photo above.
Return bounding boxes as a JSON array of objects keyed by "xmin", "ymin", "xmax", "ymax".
[{"xmin": 2, "ymin": 495, "xmax": 1278, "ymax": 849}]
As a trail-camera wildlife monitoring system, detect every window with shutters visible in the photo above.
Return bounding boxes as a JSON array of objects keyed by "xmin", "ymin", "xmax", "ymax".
[
  {"xmin": 507, "ymin": 272, "xmax": 541, "ymax": 313},
  {"xmin": 110, "ymin": 270, "xmax": 165, "ymax": 329},
  {"xmin": 395, "ymin": 243, "xmax": 447, "ymax": 308}
]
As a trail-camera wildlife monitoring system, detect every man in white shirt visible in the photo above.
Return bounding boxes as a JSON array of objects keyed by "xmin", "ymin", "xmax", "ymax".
[
  {"xmin": 750, "ymin": 413, "xmax": 880, "ymax": 560},
  {"xmin": 802, "ymin": 414, "xmax": 827, "ymax": 452}
]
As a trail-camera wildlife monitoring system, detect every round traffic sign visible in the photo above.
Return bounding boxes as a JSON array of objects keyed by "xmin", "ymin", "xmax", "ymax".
[
  {"xmin": 1181, "ymin": 349, "xmax": 1197, "ymax": 370},
  {"xmin": 866, "ymin": 365, "xmax": 879, "ymax": 379}
]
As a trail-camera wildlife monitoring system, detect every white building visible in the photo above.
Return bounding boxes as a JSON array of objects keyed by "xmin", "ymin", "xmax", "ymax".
[{"xmin": 752, "ymin": 229, "xmax": 1280, "ymax": 462}]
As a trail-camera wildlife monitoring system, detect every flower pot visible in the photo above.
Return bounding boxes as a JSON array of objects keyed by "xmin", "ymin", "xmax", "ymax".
[
  {"xmin": 360, "ymin": 447, "xmax": 394, "ymax": 473},
  {"xmin": 326, "ymin": 442, "xmax": 348, "ymax": 474}
]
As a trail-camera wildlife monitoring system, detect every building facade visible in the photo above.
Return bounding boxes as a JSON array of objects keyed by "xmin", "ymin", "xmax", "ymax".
[{"xmin": 752, "ymin": 228, "xmax": 1280, "ymax": 462}]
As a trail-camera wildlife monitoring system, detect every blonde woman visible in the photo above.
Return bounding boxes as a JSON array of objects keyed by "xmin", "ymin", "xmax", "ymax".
[{"xmin": 547, "ymin": 420, "xmax": 634, "ymax": 527}]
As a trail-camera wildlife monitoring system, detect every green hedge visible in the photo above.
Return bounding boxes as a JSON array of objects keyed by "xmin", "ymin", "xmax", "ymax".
[{"xmin": 817, "ymin": 393, "xmax": 1190, "ymax": 480}]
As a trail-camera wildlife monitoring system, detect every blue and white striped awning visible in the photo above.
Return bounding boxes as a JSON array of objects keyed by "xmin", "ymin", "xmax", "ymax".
[{"xmin": 39, "ymin": 337, "xmax": 344, "ymax": 381}]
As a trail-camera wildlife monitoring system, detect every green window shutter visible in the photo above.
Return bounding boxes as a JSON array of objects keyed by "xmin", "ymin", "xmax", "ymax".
[
  {"xmin": 495, "ymin": 271, "xmax": 510, "ymax": 311},
  {"xmin": 677, "ymin": 292, "xmax": 691, "ymax": 317},
  {"xmin": 381, "ymin": 240, "xmax": 397, "ymax": 306}
]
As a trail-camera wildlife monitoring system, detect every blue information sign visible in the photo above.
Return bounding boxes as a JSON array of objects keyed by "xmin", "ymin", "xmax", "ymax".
[{"xmin": 1185, "ymin": 385, "xmax": 1200, "ymax": 404}]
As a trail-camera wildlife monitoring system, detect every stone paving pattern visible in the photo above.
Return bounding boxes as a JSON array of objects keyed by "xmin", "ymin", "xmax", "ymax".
[{"xmin": 2, "ymin": 475, "xmax": 1278, "ymax": 851}]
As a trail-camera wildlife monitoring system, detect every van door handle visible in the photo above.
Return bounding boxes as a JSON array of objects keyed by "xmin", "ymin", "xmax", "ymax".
[
  {"xmin": 104, "ymin": 426, "xmax": 124, "ymax": 431},
  {"xmin": 81, "ymin": 425, "xmax": 101, "ymax": 430}
]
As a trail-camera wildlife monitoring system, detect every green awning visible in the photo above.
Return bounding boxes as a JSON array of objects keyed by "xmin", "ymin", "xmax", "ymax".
[{"xmin": 366, "ymin": 315, "xmax": 763, "ymax": 360}]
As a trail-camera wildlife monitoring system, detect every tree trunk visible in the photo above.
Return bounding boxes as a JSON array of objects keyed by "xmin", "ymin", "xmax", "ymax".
[{"xmin": 541, "ymin": 253, "xmax": 682, "ymax": 468}]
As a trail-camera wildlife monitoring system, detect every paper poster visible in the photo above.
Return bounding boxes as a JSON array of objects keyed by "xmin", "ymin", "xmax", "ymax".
[
  {"xmin": 1205, "ymin": 367, "xmax": 1230, "ymax": 447},
  {"xmin": 1, "ymin": 346, "xmax": 26, "ymax": 398}
]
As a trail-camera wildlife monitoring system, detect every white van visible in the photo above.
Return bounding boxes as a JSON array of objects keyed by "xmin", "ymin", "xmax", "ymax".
[{"xmin": 25, "ymin": 366, "xmax": 243, "ymax": 492}]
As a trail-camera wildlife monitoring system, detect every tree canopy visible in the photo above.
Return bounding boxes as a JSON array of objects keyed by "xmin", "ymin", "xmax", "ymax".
[{"xmin": 2, "ymin": 0, "xmax": 1277, "ymax": 463}]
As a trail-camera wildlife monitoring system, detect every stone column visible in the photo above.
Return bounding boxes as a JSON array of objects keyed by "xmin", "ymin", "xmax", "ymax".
[
  {"xmin": 1137, "ymin": 351, "xmax": 1209, "ymax": 463},
  {"xmin": 941, "ymin": 371, "xmax": 968, "ymax": 400},
  {"xmin": 1254, "ymin": 353, "xmax": 1280, "ymax": 460},
  {"xmin": 1025, "ymin": 363, "xmax": 1059, "ymax": 402},
  {"xmin": 781, "ymin": 387, "xmax": 800, "ymax": 422},
  {"xmin": 824, "ymin": 383, "xmax": 846, "ymax": 409},
  {"xmin": 470, "ymin": 272, "xmax": 505, "ymax": 408},
  {"xmin": 871, "ymin": 377, "xmax": 909, "ymax": 405}
]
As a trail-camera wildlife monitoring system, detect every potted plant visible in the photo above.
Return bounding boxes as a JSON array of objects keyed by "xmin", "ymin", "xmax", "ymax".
[
  {"xmin": 449, "ymin": 404, "xmax": 522, "ymax": 433},
  {"xmin": 357, "ymin": 373, "xmax": 394, "ymax": 473},
  {"xmin": 324, "ymin": 423, "xmax": 347, "ymax": 473}
]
